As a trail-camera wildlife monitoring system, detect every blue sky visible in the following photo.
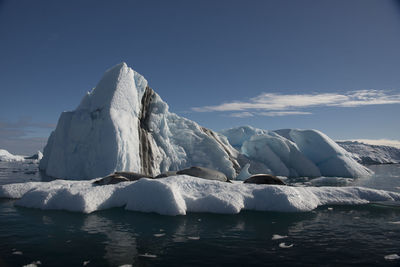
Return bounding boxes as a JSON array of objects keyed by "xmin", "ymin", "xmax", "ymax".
[{"xmin": 1, "ymin": 0, "xmax": 400, "ymax": 154}]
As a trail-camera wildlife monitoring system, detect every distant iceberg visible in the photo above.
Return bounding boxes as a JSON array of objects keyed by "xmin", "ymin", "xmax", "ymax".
[
  {"xmin": 39, "ymin": 63, "xmax": 372, "ymax": 180},
  {"xmin": 0, "ymin": 149, "xmax": 25, "ymax": 162},
  {"xmin": 24, "ymin": 151, "xmax": 43, "ymax": 161},
  {"xmin": 338, "ymin": 141, "xmax": 400, "ymax": 165}
]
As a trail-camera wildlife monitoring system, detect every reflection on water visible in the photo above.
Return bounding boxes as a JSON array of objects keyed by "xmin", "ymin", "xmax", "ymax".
[{"xmin": 1, "ymin": 202, "xmax": 400, "ymax": 266}]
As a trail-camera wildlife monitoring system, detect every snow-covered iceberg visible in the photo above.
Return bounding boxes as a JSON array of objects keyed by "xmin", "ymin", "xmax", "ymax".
[
  {"xmin": 338, "ymin": 141, "xmax": 400, "ymax": 165},
  {"xmin": 221, "ymin": 126, "xmax": 372, "ymax": 178},
  {"xmin": 39, "ymin": 63, "xmax": 371, "ymax": 180},
  {"xmin": 0, "ymin": 149, "xmax": 25, "ymax": 162},
  {"xmin": 1, "ymin": 176, "xmax": 399, "ymax": 215},
  {"xmin": 39, "ymin": 63, "xmax": 239, "ymax": 180}
]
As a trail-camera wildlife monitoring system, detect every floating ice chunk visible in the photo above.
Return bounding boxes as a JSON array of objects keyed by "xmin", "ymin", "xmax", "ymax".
[
  {"xmin": 12, "ymin": 251, "xmax": 23, "ymax": 255},
  {"xmin": 139, "ymin": 253, "xmax": 157, "ymax": 258},
  {"xmin": 1, "ymin": 176, "xmax": 400, "ymax": 215},
  {"xmin": 0, "ymin": 149, "xmax": 25, "ymax": 162},
  {"xmin": 389, "ymin": 221, "xmax": 400, "ymax": 225},
  {"xmin": 23, "ymin": 261, "xmax": 42, "ymax": 267},
  {"xmin": 279, "ymin": 243, "xmax": 293, "ymax": 248},
  {"xmin": 272, "ymin": 234, "xmax": 288, "ymax": 240},
  {"xmin": 384, "ymin": 254, "xmax": 400, "ymax": 260},
  {"xmin": 188, "ymin": 236, "xmax": 200, "ymax": 240},
  {"xmin": 153, "ymin": 233, "xmax": 166, "ymax": 237}
]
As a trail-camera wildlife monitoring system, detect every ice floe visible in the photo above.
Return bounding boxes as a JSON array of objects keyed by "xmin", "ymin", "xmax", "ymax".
[{"xmin": 1, "ymin": 176, "xmax": 399, "ymax": 216}]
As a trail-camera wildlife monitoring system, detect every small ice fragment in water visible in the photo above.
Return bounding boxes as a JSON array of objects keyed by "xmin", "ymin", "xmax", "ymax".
[
  {"xmin": 272, "ymin": 234, "xmax": 288, "ymax": 240},
  {"xmin": 389, "ymin": 221, "xmax": 400, "ymax": 225},
  {"xmin": 153, "ymin": 233, "xmax": 165, "ymax": 237},
  {"xmin": 384, "ymin": 254, "xmax": 400, "ymax": 260},
  {"xmin": 139, "ymin": 253, "xmax": 157, "ymax": 258},
  {"xmin": 118, "ymin": 265, "xmax": 133, "ymax": 267},
  {"xmin": 12, "ymin": 251, "xmax": 23, "ymax": 255},
  {"xmin": 83, "ymin": 260, "xmax": 90, "ymax": 266},
  {"xmin": 23, "ymin": 261, "xmax": 42, "ymax": 267},
  {"xmin": 279, "ymin": 243, "xmax": 293, "ymax": 248},
  {"xmin": 353, "ymin": 217, "xmax": 360, "ymax": 219},
  {"xmin": 327, "ymin": 207, "xmax": 333, "ymax": 211},
  {"xmin": 188, "ymin": 236, "xmax": 200, "ymax": 240}
]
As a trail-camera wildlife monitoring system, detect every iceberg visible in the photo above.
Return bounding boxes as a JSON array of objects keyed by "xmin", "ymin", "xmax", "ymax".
[
  {"xmin": 338, "ymin": 141, "xmax": 400, "ymax": 165},
  {"xmin": 221, "ymin": 126, "xmax": 372, "ymax": 178},
  {"xmin": 39, "ymin": 63, "xmax": 371, "ymax": 180},
  {"xmin": 40, "ymin": 63, "xmax": 240, "ymax": 180},
  {"xmin": 0, "ymin": 149, "xmax": 25, "ymax": 162},
  {"xmin": 1, "ymin": 176, "xmax": 399, "ymax": 215},
  {"xmin": 24, "ymin": 151, "xmax": 43, "ymax": 161}
]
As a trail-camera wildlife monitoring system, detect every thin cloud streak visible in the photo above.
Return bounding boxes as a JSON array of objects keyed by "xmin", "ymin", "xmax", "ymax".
[
  {"xmin": 259, "ymin": 111, "xmax": 312, "ymax": 117},
  {"xmin": 192, "ymin": 89, "xmax": 400, "ymax": 113}
]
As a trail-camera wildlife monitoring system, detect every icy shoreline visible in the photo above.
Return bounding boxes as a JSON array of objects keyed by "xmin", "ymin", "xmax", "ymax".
[{"xmin": 1, "ymin": 175, "xmax": 399, "ymax": 216}]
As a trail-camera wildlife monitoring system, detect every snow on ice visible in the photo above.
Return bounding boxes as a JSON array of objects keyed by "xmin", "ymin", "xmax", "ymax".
[{"xmin": 1, "ymin": 176, "xmax": 399, "ymax": 216}]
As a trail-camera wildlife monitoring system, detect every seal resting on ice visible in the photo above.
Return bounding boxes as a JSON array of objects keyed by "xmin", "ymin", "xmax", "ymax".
[
  {"xmin": 243, "ymin": 174, "xmax": 286, "ymax": 185},
  {"xmin": 176, "ymin": 166, "xmax": 228, "ymax": 182},
  {"xmin": 94, "ymin": 172, "xmax": 152, "ymax": 185}
]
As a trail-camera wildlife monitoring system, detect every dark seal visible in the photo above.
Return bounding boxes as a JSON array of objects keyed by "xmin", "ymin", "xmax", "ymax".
[
  {"xmin": 243, "ymin": 174, "xmax": 286, "ymax": 185},
  {"xmin": 94, "ymin": 172, "xmax": 153, "ymax": 185},
  {"xmin": 176, "ymin": 166, "xmax": 228, "ymax": 182}
]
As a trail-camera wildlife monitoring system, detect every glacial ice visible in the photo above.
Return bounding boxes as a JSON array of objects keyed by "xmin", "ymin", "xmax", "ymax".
[
  {"xmin": 221, "ymin": 126, "xmax": 371, "ymax": 178},
  {"xmin": 0, "ymin": 149, "xmax": 25, "ymax": 162},
  {"xmin": 40, "ymin": 63, "xmax": 239, "ymax": 179},
  {"xmin": 1, "ymin": 176, "xmax": 399, "ymax": 216},
  {"xmin": 39, "ymin": 62, "xmax": 374, "ymax": 180},
  {"xmin": 338, "ymin": 141, "xmax": 400, "ymax": 165}
]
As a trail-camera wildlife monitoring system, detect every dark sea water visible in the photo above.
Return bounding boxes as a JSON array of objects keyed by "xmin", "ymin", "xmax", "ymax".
[{"xmin": 1, "ymin": 162, "xmax": 400, "ymax": 267}]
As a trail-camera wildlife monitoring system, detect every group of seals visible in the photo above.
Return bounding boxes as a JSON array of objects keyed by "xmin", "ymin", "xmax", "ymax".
[{"xmin": 93, "ymin": 166, "xmax": 285, "ymax": 186}]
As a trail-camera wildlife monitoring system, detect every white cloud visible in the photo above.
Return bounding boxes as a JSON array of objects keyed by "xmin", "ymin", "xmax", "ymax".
[
  {"xmin": 258, "ymin": 111, "xmax": 312, "ymax": 116},
  {"xmin": 192, "ymin": 89, "xmax": 400, "ymax": 113},
  {"xmin": 229, "ymin": 112, "xmax": 254, "ymax": 118}
]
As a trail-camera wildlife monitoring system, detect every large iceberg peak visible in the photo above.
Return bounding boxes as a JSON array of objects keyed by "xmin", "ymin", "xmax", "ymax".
[{"xmin": 40, "ymin": 63, "xmax": 240, "ymax": 179}]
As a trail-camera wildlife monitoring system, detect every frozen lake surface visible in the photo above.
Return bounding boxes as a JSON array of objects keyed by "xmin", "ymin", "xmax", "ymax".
[{"xmin": 0, "ymin": 162, "xmax": 400, "ymax": 266}]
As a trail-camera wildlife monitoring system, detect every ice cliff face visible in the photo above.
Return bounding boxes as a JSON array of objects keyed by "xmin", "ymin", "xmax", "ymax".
[
  {"xmin": 39, "ymin": 63, "xmax": 239, "ymax": 179},
  {"xmin": 221, "ymin": 126, "xmax": 372, "ymax": 178},
  {"xmin": 40, "ymin": 63, "xmax": 372, "ymax": 180}
]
